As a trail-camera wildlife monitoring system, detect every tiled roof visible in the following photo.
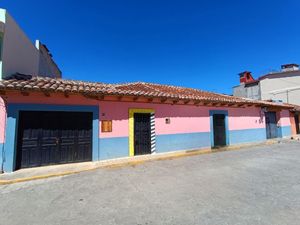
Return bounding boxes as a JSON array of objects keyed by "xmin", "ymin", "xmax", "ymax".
[
  {"xmin": 285, "ymin": 103, "xmax": 300, "ymax": 112},
  {"xmin": 0, "ymin": 75, "xmax": 294, "ymax": 109}
]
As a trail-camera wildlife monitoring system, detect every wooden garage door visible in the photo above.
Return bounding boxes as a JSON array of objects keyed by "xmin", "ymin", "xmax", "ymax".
[{"xmin": 16, "ymin": 111, "xmax": 92, "ymax": 169}]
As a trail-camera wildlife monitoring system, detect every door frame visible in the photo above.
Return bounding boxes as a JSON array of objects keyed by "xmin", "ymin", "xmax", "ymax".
[
  {"xmin": 295, "ymin": 113, "xmax": 300, "ymax": 134},
  {"xmin": 265, "ymin": 111, "xmax": 278, "ymax": 139},
  {"xmin": 129, "ymin": 108, "xmax": 155, "ymax": 156},
  {"xmin": 209, "ymin": 110, "xmax": 229, "ymax": 147},
  {"xmin": 4, "ymin": 104, "xmax": 99, "ymax": 172}
]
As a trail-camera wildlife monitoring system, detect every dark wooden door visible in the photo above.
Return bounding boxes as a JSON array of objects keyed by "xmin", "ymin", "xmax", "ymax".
[
  {"xmin": 134, "ymin": 113, "xmax": 151, "ymax": 155},
  {"xmin": 213, "ymin": 114, "xmax": 226, "ymax": 147},
  {"xmin": 17, "ymin": 111, "xmax": 92, "ymax": 169},
  {"xmin": 295, "ymin": 114, "xmax": 300, "ymax": 134},
  {"xmin": 265, "ymin": 112, "xmax": 278, "ymax": 139}
]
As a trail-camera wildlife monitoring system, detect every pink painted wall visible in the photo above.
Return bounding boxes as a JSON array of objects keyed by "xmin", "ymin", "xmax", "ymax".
[
  {"xmin": 4, "ymin": 92, "xmax": 291, "ymax": 141},
  {"xmin": 100, "ymin": 101, "xmax": 210, "ymax": 138},
  {"xmin": 0, "ymin": 97, "xmax": 6, "ymax": 143},
  {"xmin": 227, "ymin": 107, "xmax": 265, "ymax": 130},
  {"xmin": 100, "ymin": 102, "xmax": 267, "ymax": 138},
  {"xmin": 278, "ymin": 110, "xmax": 291, "ymax": 127}
]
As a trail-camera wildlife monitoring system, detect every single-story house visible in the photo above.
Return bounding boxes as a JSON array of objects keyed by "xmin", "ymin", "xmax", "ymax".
[
  {"xmin": 0, "ymin": 74, "xmax": 295, "ymax": 172},
  {"xmin": 289, "ymin": 105, "xmax": 300, "ymax": 135}
]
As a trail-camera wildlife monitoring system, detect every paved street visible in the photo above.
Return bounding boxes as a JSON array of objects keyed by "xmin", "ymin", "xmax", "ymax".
[{"xmin": 1, "ymin": 141, "xmax": 300, "ymax": 225}]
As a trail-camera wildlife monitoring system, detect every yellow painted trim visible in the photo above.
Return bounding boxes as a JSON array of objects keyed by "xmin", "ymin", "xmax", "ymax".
[{"xmin": 129, "ymin": 108, "xmax": 155, "ymax": 157}]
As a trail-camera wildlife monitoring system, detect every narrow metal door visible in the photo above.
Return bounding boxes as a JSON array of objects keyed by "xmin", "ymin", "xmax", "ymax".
[
  {"xmin": 134, "ymin": 113, "xmax": 151, "ymax": 155},
  {"xmin": 213, "ymin": 114, "xmax": 226, "ymax": 147},
  {"xmin": 265, "ymin": 112, "xmax": 278, "ymax": 139}
]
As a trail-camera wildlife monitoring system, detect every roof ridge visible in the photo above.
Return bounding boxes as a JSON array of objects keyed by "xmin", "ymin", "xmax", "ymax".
[
  {"xmin": 33, "ymin": 76, "xmax": 113, "ymax": 86},
  {"xmin": 0, "ymin": 76, "xmax": 294, "ymax": 109}
]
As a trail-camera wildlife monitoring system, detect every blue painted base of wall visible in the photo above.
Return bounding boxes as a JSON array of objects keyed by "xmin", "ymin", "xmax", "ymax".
[
  {"xmin": 229, "ymin": 128, "xmax": 267, "ymax": 145},
  {"xmin": 0, "ymin": 143, "xmax": 3, "ymax": 172},
  {"xmin": 278, "ymin": 126, "xmax": 291, "ymax": 137},
  {"xmin": 99, "ymin": 137, "xmax": 129, "ymax": 160},
  {"xmin": 100, "ymin": 132, "xmax": 211, "ymax": 158},
  {"xmin": 156, "ymin": 132, "xmax": 211, "ymax": 153},
  {"xmin": 2, "ymin": 125, "xmax": 292, "ymax": 173},
  {"xmin": 98, "ymin": 127, "xmax": 286, "ymax": 158}
]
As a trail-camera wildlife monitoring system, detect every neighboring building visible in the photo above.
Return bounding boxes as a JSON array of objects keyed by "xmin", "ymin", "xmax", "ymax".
[
  {"xmin": 0, "ymin": 75, "xmax": 293, "ymax": 172},
  {"xmin": 0, "ymin": 8, "xmax": 61, "ymax": 79},
  {"xmin": 233, "ymin": 71, "xmax": 261, "ymax": 100},
  {"xmin": 233, "ymin": 64, "xmax": 300, "ymax": 105},
  {"xmin": 233, "ymin": 64, "xmax": 300, "ymax": 136},
  {"xmin": 260, "ymin": 64, "xmax": 300, "ymax": 105}
]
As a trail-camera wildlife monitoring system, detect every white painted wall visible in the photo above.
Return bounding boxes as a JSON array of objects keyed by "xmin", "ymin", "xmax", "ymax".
[
  {"xmin": 0, "ymin": 9, "xmax": 61, "ymax": 79},
  {"xmin": 36, "ymin": 40, "xmax": 61, "ymax": 78},
  {"xmin": 1, "ymin": 11, "xmax": 39, "ymax": 78},
  {"xmin": 0, "ymin": 9, "xmax": 6, "ymax": 79},
  {"xmin": 233, "ymin": 83, "xmax": 260, "ymax": 100},
  {"xmin": 260, "ymin": 71, "xmax": 300, "ymax": 105}
]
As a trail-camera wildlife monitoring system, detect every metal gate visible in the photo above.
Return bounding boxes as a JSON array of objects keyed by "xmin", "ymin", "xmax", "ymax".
[
  {"xmin": 16, "ymin": 111, "xmax": 92, "ymax": 169},
  {"xmin": 134, "ymin": 113, "xmax": 151, "ymax": 155},
  {"xmin": 213, "ymin": 114, "xmax": 226, "ymax": 147}
]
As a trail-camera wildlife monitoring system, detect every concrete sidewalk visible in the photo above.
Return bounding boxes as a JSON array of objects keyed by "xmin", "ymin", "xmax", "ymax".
[
  {"xmin": 2, "ymin": 140, "xmax": 300, "ymax": 225},
  {"xmin": 0, "ymin": 148, "xmax": 212, "ymax": 184},
  {"xmin": 0, "ymin": 138, "xmax": 295, "ymax": 185}
]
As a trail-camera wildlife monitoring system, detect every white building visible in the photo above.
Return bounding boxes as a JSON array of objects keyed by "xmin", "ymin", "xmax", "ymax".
[
  {"xmin": 233, "ymin": 64, "xmax": 300, "ymax": 105},
  {"xmin": 0, "ymin": 8, "xmax": 61, "ymax": 79}
]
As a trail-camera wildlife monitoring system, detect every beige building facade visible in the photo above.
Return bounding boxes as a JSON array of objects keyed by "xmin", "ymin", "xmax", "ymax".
[
  {"xmin": 233, "ymin": 64, "xmax": 300, "ymax": 105},
  {"xmin": 0, "ymin": 8, "xmax": 61, "ymax": 79}
]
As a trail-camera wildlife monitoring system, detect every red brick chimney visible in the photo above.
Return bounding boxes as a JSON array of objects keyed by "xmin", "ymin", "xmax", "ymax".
[{"xmin": 239, "ymin": 71, "xmax": 255, "ymax": 84}]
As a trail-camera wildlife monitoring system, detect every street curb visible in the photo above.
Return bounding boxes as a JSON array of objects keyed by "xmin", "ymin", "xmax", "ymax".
[{"xmin": 0, "ymin": 139, "xmax": 291, "ymax": 185}]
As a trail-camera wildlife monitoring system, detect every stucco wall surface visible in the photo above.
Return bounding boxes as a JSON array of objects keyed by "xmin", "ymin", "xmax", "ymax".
[{"xmin": 0, "ymin": 92, "xmax": 293, "ymax": 171}]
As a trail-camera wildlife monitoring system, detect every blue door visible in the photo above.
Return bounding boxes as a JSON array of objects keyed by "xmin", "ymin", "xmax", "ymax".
[{"xmin": 265, "ymin": 112, "xmax": 278, "ymax": 139}]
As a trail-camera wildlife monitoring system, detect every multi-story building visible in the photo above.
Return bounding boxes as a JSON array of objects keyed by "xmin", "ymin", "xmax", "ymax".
[
  {"xmin": 0, "ymin": 8, "xmax": 61, "ymax": 79},
  {"xmin": 233, "ymin": 64, "xmax": 300, "ymax": 135},
  {"xmin": 233, "ymin": 64, "xmax": 300, "ymax": 105}
]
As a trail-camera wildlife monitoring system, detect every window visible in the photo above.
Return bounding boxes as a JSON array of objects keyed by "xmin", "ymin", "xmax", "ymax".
[{"xmin": 101, "ymin": 120, "xmax": 112, "ymax": 132}]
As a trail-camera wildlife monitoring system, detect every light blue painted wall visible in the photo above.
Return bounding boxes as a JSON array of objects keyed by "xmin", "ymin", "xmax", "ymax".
[
  {"xmin": 98, "ymin": 132, "xmax": 211, "ymax": 159},
  {"xmin": 156, "ymin": 132, "xmax": 211, "ymax": 153},
  {"xmin": 0, "ymin": 143, "xmax": 3, "ymax": 172},
  {"xmin": 99, "ymin": 137, "xmax": 129, "ymax": 160},
  {"xmin": 279, "ymin": 126, "xmax": 292, "ymax": 137},
  {"xmin": 229, "ymin": 128, "xmax": 267, "ymax": 145}
]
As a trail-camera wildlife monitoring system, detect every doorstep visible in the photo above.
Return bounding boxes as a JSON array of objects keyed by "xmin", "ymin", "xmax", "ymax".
[{"xmin": 0, "ymin": 137, "xmax": 295, "ymax": 185}]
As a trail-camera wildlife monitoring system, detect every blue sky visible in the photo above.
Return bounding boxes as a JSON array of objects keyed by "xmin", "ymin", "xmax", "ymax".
[{"xmin": 2, "ymin": 0, "xmax": 300, "ymax": 94}]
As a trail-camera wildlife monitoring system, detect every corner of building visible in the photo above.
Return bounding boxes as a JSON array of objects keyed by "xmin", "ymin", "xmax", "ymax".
[
  {"xmin": 0, "ymin": 9, "xmax": 5, "ymax": 80},
  {"xmin": 0, "ymin": 8, "xmax": 6, "ymax": 23}
]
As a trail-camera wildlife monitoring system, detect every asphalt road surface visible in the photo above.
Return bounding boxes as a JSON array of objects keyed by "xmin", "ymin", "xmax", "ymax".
[{"xmin": 1, "ymin": 141, "xmax": 300, "ymax": 225}]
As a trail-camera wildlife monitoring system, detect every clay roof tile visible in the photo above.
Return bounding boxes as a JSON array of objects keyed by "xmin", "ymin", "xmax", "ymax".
[{"xmin": 0, "ymin": 76, "xmax": 294, "ymax": 109}]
